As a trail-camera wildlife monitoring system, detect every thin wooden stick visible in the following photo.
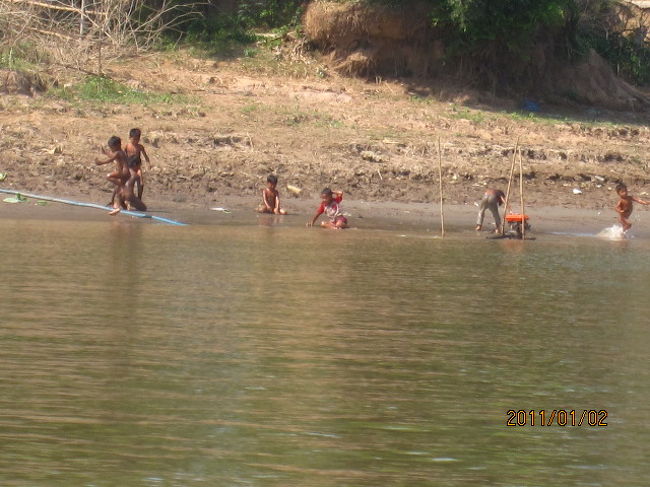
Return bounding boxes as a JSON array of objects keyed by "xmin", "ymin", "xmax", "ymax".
[
  {"xmin": 437, "ymin": 137, "xmax": 445, "ymax": 237},
  {"xmin": 96, "ymin": 37, "xmax": 103, "ymax": 76},
  {"xmin": 519, "ymin": 147, "xmax": 526, "ymax": 240},
  {"xmin": 80, "ymin": 0, "xmax": 87, "ymax": 36},
  {"xmin": 500, "ymin": 136, "xmax": 520, "ymax": 235},
  {"xmin": 26, "ymin": 26, "xmax": 76, "ymax": 41},
  {"xmin": 6, "ymin": 0, "xmax": 106, "ymax": 16}
]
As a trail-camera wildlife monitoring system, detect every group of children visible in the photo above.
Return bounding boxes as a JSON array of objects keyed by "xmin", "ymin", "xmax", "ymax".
[
  {"xmin": 96, "ymin": 134, "xmax": 348, "ymax": 228},
  {"xmin": 95, "ymin": 128, "xmax": 150, "ymax": 215},
  {"xmin": 256, "ymin": 174, "xmax": 348, "ymax": 229},
  {"xmin": 96, "ymin": 135, "xmax": 647, "ymax": 233},
  {"xmin": 256, "ymin": 174, "xmax": 648, "ymax": 234}
]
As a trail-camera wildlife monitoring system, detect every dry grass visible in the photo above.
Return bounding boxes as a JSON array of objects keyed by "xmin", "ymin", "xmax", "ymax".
[
  {"xmin": 1, "ymin": 47, "xmax": 650, "ymax": 211},
  {"xmin": 303, "ymin": 1, "xmax": 430, "ymax": 44},
  {"xmin": 303, "ymin": 1, "xmax": 441, "ymax": 78},
  {"xmin": 0, "ymin": 0, "xmax": 201, "ymax": 76}
]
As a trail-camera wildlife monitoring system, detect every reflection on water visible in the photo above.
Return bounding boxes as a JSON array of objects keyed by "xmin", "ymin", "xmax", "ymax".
[{"xmin": 1, "ymin": 218, "xmax": 650, "ymax": 486}]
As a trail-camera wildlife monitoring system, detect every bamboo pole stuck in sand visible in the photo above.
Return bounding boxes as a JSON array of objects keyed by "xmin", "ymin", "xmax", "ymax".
[
  {"xmin": 518, "ymin": 147, "xmax": 526, "ymax": 240},
  {"xmin": 500, "ymin": 136, "xmax": 520, "ymax": 235},
  {"xmin": 437, "ymin": 137, "xmax": 445, "ymax": 237}
]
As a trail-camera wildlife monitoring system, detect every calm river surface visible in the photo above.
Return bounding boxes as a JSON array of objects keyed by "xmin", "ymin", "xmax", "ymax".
[{"xmin": 1, "ymin": 216, "xmax": 650, "ymax": 486}]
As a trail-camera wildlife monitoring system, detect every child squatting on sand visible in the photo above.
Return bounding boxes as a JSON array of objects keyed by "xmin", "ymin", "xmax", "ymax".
[
  {"xmin": 307, "ymin": 188, "xmax": 348, "ymax": 229},
  {"xmin": 615, "ymin": 182, "xmax": 649, "ymax": 231},
  {"xmin": 257, "ymin": 174, "xmax": 287, "ymax": 214}
]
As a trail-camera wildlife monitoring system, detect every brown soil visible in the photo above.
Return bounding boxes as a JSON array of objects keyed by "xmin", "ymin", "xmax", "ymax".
[{"xmin": 1, "ymin": 48, "xmax": 650, "ymax": 219}]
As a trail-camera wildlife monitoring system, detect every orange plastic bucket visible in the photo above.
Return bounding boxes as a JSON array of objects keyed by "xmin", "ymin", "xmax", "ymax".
[{"xmin": 505, "ymin": 214, "xmax": 529, "ymax": 223}]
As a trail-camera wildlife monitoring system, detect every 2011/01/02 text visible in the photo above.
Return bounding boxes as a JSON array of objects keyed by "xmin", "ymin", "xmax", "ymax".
[{"xmin": 506, "ymin": 410, "xmax": 608, "ymax": 426}]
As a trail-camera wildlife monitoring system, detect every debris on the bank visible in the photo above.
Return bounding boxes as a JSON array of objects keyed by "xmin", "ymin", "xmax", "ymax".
[
  {"xmin": 0, "ymin": 173, "xmax": 7, "ymax": 181},
  {"xmin": 210, "ymin": 207, "xmax": 231, "ymax": 213},
  {"xmin": 286, "ymin": 184, "xmax": 302, "ymax": 196},
  {"xmin": 521, "ymin": 99, "xmax": 541, "ymax": 112},
  {"xmin": 572, "ymin": 188, "xmax": 583, "ymax": 194},
  {"xmin": 360, "ymin": 150, "xmax": 384, "ymax": 163},
  {"xmin": 43, "ymin": 145, "xmax": 63, "ymax": 154},
  {"xmin": 3, "ymin": 194, "xmax": 27, "ymax": 203}
]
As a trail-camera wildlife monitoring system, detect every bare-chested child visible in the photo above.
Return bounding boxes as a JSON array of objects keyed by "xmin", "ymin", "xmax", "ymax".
[
  {"xmin": 124, "ymin": 128, "xmax": 150, "ymax": 201},
  {"xmin": 257, "ymin": 174, "xmax": 287, "ymax": 214},
  {"xmin": 307, "ymin": 188, "xmax": 348, "ymax": 229},
  {"xmin": 615, "ymin": 182, "xmax": 649, "ymax": 231},
  {"xmin": 95, "ymin": 136, "xmax": 129, "ymax": 215}
]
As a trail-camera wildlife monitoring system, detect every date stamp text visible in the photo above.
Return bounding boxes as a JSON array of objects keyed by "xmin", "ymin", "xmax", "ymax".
[{"xmin": 506, "ymin": 409, "xmax": 608, "ymax": 427}]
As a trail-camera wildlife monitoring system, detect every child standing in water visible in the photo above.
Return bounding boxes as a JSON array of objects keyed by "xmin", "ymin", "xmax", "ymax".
[
  {"xmin": 124, "ymin": 128, "xmax": 150, "ymax": 201},
  {"xmin": 257, "ymin": 174, "xmax": 287, "ymax": 214},
  {"xmin": 95, "ymin": 136, "xmax": 129, "ymax": 215},
  {"xmin": 475, "ymin": 188, "xmax": 506, "ymax": 232},
  {"xmin": 307, "ymin": 188, "xmax": 348, "ymax": 229},
  {"xmin": 615, "ymin": 182, "xmax": 649, "ymax": 231}
]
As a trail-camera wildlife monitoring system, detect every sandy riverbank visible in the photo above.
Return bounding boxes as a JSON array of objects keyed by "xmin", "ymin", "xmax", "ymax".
[
  {"xmin": 2, "ymin": 186, "xmax": 647, "ymax": 241},
  {"xmin": 2, "ymin": 50, "xmax": 650, "ymax": 223},
  {"xmin": 3, "ymin": 49, "xmax": 650, "ymax": 242}
]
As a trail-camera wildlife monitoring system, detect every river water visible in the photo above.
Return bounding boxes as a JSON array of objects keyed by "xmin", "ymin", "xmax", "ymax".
[{"xmin": 1, "ymin": 215, "xmax": 649, "ymax": 486}]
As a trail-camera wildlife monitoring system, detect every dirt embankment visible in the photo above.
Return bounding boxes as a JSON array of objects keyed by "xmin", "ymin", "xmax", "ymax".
[
  {"xmin": 302, "ymin": 1, "xmax": 650, "ymax": 112},
  {"xmin": 302, "ymin": 1, "xmax": 442, "ymax": 78},
  {"xmin": 1, "ymin": 35, "xmax": 650, "ymax": 214}
]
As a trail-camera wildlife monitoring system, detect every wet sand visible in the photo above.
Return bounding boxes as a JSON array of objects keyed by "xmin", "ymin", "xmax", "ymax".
[{"xmin": 2, "ymin": 188, "xmax": 648, "ymax": 240}]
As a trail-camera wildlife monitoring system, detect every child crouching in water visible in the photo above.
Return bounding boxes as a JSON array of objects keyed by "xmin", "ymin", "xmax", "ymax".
[
  {"xmin": 257, "ymin": 174, "xmax": 287, "ymax": 214},
  {"xmin": 307, "ymin": 188, "xmax": 348, "ymax": 229}
]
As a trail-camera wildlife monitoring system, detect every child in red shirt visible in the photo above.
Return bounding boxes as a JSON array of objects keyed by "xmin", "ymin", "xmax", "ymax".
[{"xmin": 307, "ymin": 188, "xmax": 348, "ymax": 229}]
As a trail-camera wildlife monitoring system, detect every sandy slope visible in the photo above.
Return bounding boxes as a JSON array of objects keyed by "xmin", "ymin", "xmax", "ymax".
[{"xmin": 1, "ymin": 50, "xmax": 650, "ymax": 221}]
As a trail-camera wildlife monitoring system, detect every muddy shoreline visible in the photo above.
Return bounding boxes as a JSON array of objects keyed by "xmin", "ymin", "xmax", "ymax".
[
  {"xmin": 2, "ymin": 185, "xmax": 647, "ymax": 241},
  {"xmin": 2, "ymin": 53, "xmax": 650, "ymax": 232}
]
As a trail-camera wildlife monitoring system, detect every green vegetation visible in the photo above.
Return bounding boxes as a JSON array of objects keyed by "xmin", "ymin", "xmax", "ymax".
[
  {"xmin": 282, "ymin": 107, "xmax": 343, "ymax": 128},
  {"xmin": 177, "ymin": 0, "xmax": 303, "ymax": 55},
  {"xmin": 0, "ymin": 42, "xmax": 50, "ymax": 71},
  {"xmin": 449, "ymin": 106, "xmax": 486, "ymax": 124},
  {"xmin": 586, "ymin": 31, "xmax": 650, "ymax": 86},
  {"xmin": 170, "ymin": 0, "xmax": 650, "ymax": 86},
  {"xmin": 0, "ymin": 50, "xmax": 25, "ymax": 71},
  {"xmin": 238, "ymin": 47, "xmax": 319, "ymax": 78},
  {"xmin": 48, "ymin": 76, "xmax": 196, "ymax": 106},
  {"xmin": 236, "ymin": 0, "xmax": 304, "ymax": 29},
  {"xmin": 5, "ymin": 0, "xmax": 650, "ymax": 93},
  {"xmin": 240, "ymin": 103, "xmax": 261, "ymax": 115},
  {"xmin": 239, "ymin": 101, "xmax": 343, "ymax": 128}
]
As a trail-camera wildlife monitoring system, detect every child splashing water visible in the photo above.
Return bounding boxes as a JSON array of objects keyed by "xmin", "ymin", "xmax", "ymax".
[
  {"xmin": 614, "ymin": 182, "xmax": 649, "ymax": 231},
  {"xmin": 598, "ymin": 182, "xmax": 649, "ymax": 239}
]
